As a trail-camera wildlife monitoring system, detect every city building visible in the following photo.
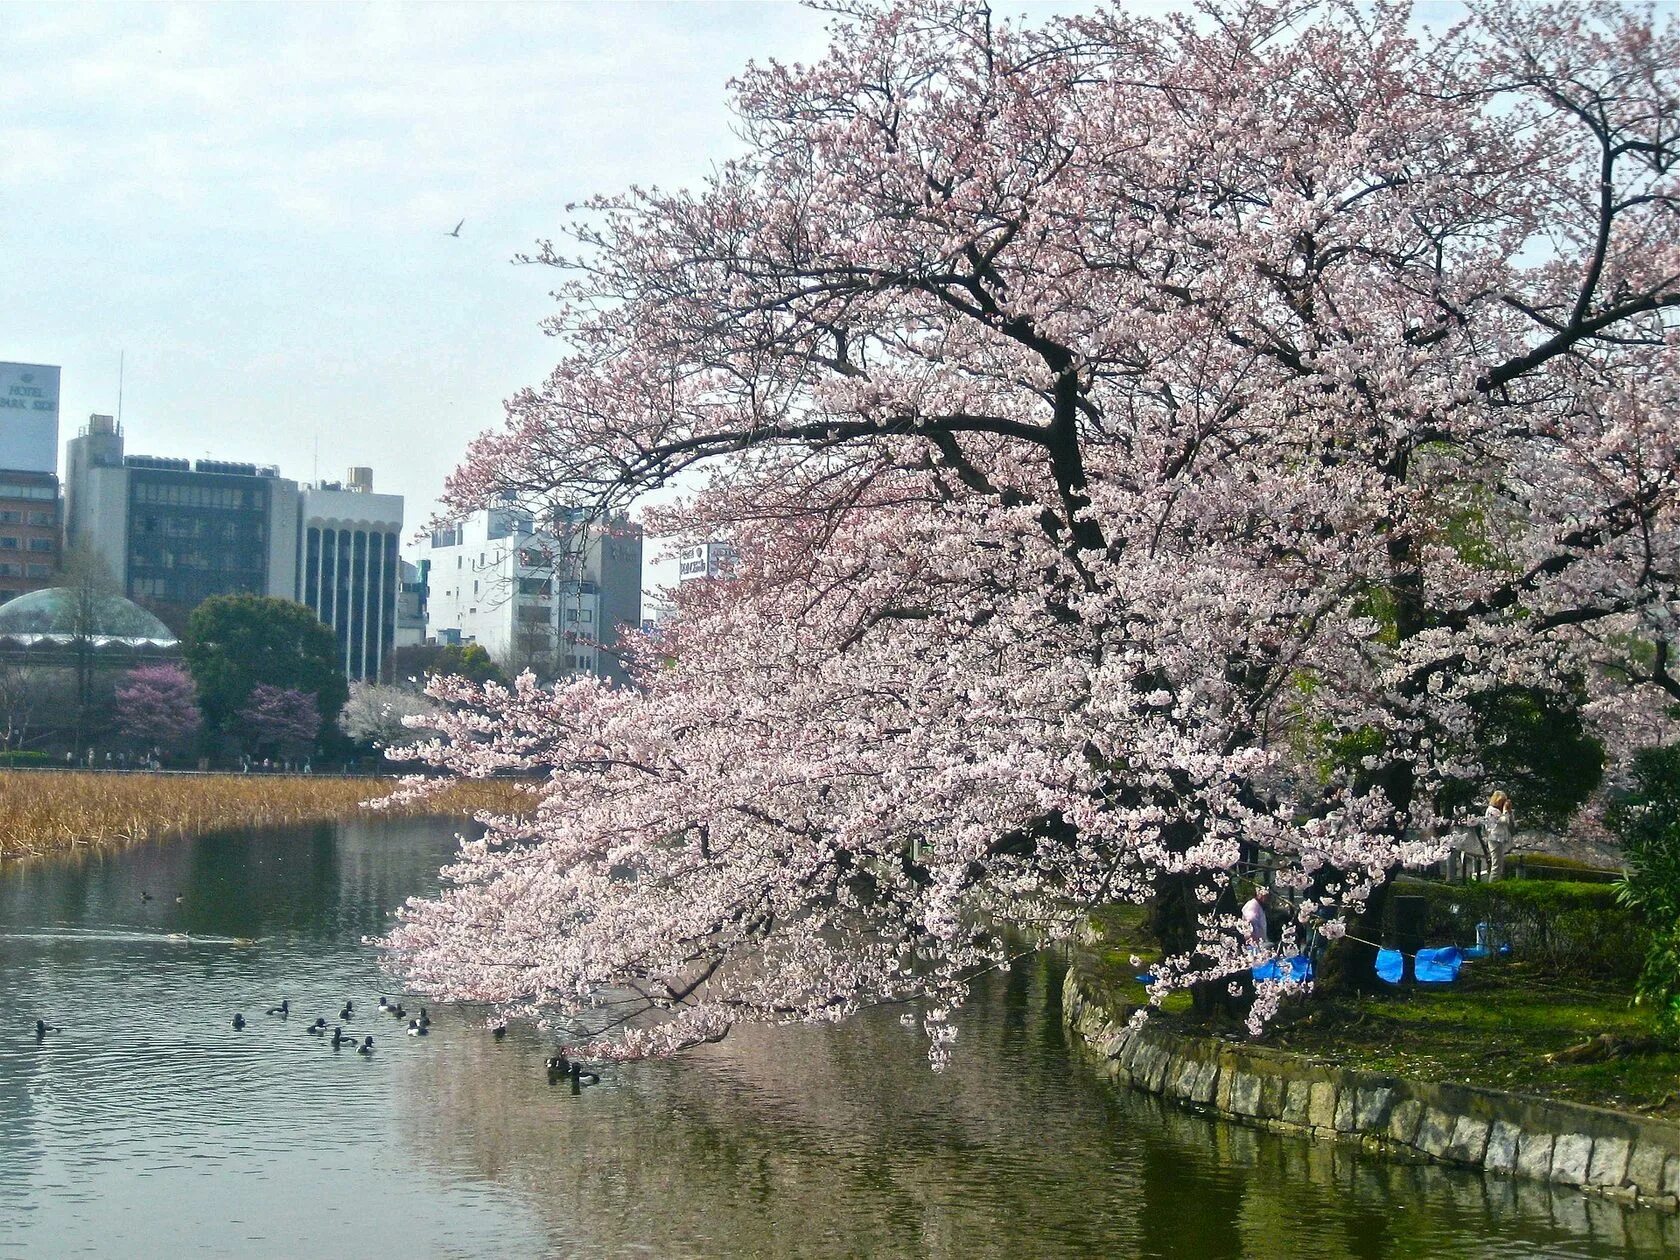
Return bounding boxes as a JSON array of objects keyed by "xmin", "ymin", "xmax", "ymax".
[
  {"xmin": 419, "ymin": 503, "xmax": 643, "ymax": 686},
  {"xmin": 0, "ymin": 362, "xmax": 64, "ymax": 604},
  {"xmin": 65, "ymin": 415, "xmax": 299, "ymax": 630},
  {"xmin": 396, "ymin": 558, "xmax": 429, "ymax": 649},
  {"xmin": 65, "ymin": 419, "xmax": 404, "ymax": 680},
  {"xmin": 297, "ymin": 469, "xmax": 404, "ymax": 683}
]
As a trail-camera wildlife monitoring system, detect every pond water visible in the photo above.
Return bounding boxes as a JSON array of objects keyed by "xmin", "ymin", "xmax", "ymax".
[{"xmin": 0, "ymin": 818, "xmax": 1672, "ymax": 1259}]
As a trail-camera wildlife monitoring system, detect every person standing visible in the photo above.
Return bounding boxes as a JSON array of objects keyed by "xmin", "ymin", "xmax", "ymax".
[
  {"xmin": 1483, "ymin": 790, "xmax": 1516, "ymax": 881},
  {"xmin": 1240, "ymin": 886, "xmax": 1271, "ymax": 950}
]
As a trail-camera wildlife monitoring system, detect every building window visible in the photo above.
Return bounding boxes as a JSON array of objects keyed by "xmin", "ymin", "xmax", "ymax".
[
  {"xmin": 27, "ymin": 511, "xmax": 52, "ymax": 526},
  {"xmin": 25, "ymin": 564, "xmax": 49, "ymax": 578},
  {"xmin": 0, "ymin": 538, "xmax": 16, "ymax": 550},
  {"xmin": 0, "ymin": 512, "xmax": 19, "ymax": 525},
  {"xmin": 27, "ymin": 538, "xmax": 52, "ymax": 553}
]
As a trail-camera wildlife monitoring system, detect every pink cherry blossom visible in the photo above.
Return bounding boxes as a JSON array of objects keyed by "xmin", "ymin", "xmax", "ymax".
[{"xmin": 383, "ymin": 1, "xmax": 1680, "ymax": 1063}]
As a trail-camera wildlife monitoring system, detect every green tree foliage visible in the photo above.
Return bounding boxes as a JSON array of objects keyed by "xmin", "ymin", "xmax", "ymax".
[
  {"xmin": 182, "ymin": 595, "xmax": 348, "ymax": 737},
  {"xmin": 385, "ymin": 642, "xmax": 506, "ymax": 687},
  {"xmin": 1610, "ymin": 747, "xmax": 1680, "ymax": 1043},
  {"xmin": 1437, "ymin": 685, "xmax": 1605, "ymax": 831}
]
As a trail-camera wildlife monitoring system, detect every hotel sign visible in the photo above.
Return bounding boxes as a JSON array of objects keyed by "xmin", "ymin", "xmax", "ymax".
[{"xmin": 0, "ymin": 362, "xmax": 60, "ymax": 474}]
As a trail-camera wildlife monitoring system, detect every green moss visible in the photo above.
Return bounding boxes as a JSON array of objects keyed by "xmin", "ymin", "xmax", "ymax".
[{"xmin": 1265, "ymin": 962, "xmax": 1680, "ymax": 1116}]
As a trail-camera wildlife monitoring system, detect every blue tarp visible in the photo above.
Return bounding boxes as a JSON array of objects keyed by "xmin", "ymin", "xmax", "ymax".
[
  {"xmin": 1375, "ymin": 948, "xmax": 1406, "ymax": 984},
  {"xmin": 1415, "ymin": 945, "xmax": 1464, "ymax": 984},
  {"xmin": 1251, "ymin": 955, "xmax": 1314, "ymax": 984}
]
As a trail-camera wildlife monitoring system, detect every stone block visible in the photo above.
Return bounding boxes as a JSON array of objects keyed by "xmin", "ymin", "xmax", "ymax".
[
  {"xmin": 1415, "ymin": 1107, "xmax": 1457, "ymax": 1160},
  {"xmin": 1307, "ymin": 1081, "xmax": 1338, "ymax": 1130},
  {"xmin": 1587, "ymin": 1135, "xmax": 1631, "ymax": 1188},
  {"xmin": 1515, "ymin": 1131, "xmax": 1555, "ymax": 1181},
  {"xmin": 1229, "ymin": 1070, "xmax": 1263, "ymax": 1117},
  {"xmin": 1551, "ymin": 1133, "xmax": 1593, "ymax": 1186},
  {"xmin": 1281, "ymin": 1078, "xmax": 1312, "ymax": 1127},
  {"xmin": 1626, "ymin": 1141, "xmax": 1669, "ymax": 1194},
  {"xmin": 1119, "ymin": 1036, "xmax": 1144, "ymax": 1074},
  {"xmin": 1257, "ymin": 1074, "xmax": 1286, "ymax": 1120},
  {"xmin": 1216, "ymin": 1063, "xmax": 1236, "ymax": 1112},
  {"xmin": 1385, "ymin": 1098, "xmax": 1423, "ymax": 1147},
  {"xmin": 1147, "ymin": 1048, "xmax": 1173, "ymax": 1094},
  {"xmin": 1353, "ymin": 1086, "xmax": 1394, "ymax": 1132},
  {"xmin": 1484, "ymin": 1121, "xmax": 1521, "ymax": 1175},
  {"xmin": 1333, "ymin": 1086, "xmax": 1357, "ymax": 1133},
  {"xmin": 1444, "ymin": 1116, "xmax": 1490, "ymax": 1166},
  {"xmin": 1191, "ymin": 1059, "xmax": 1219, "ymax": 1105},
  {"xmin": 1171, "ymin": 1059, "xmax": 1199, "ymax": 1101},
  {"xmin": 1664, "ymin": 1154, "xmax": 1680, "ymax": 1197}
]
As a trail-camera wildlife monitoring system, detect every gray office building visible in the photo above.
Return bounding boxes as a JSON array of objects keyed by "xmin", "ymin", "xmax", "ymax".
[
  {"xmin": 65, "ymin": 416, "xmax": 298, "ymax": 630},
  {"xmin": 65, "ymin": 421, "xmax": 402, "ymax": 680}
]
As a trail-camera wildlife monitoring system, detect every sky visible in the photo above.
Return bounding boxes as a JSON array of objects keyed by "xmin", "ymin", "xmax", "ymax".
[{"xmin": 2, "ymin": 1, "xmax": 841, "ymax": 593}]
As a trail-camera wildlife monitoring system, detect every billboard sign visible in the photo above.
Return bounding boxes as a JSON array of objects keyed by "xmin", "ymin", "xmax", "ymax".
[
  {"xmin": 0, "ymin": 362, "xmax": 60, "ymax": 474},
  {"xmin": 677, "ymin": 541, "xmax": 739, "ymax": 582}
]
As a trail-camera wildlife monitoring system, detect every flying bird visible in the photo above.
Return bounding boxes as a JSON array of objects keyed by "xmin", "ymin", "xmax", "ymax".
[{"xmin": 446, "ymin": 219, "xmax": 464, "ymax": 238}]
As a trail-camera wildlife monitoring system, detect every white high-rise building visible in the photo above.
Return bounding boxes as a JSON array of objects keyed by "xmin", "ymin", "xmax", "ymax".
[
  {"xmin": 297, "ymin": 469, "xmax": 405, "ymax": 683},
  {"xmin": 418, "ymin": 504, "xmax": 643, "ymax": 686}
]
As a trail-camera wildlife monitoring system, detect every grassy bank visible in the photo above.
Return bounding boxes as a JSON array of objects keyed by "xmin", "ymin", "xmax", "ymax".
[
  {"xmin": 1079, "ymin": 901, "xmax": 1680, "ymax": 1119},
  {"xmin": 0, "ymin": 771, "xmax": 536, "ymax": 859}
]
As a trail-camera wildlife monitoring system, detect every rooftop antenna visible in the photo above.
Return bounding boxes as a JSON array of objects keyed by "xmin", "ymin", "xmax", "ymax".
[
  {"xmin": 313, "ymin": 433, "xmax": 319, "ymax": 486},
  {"xmin": 117, "ymin": 351, "xmax": 125, "ymax": 429}
]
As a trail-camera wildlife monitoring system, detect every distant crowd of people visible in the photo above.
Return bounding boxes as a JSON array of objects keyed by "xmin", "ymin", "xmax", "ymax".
[{"xmin": 56, "ymin": 748, "xmax": 316, "ymax": 775}]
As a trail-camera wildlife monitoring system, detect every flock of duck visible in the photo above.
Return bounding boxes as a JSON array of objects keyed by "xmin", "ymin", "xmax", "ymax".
[
  {"xmin": 33, "ymin": 997, "xmax": 603, "ymax": 1085},
  {"xmin": 224, "ymin": 996, "xmax": 426, "ymax": 1054}
]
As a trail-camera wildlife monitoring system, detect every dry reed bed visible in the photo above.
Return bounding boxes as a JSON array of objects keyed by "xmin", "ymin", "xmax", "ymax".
[{"xmin": 0, "ymin": 771, "xmax": 534, "ymax": 859}]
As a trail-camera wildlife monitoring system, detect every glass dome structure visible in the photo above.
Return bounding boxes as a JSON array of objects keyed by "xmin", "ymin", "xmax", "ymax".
[{"xmin": 0, "ymin": 588, "xmax": 178, "ymax": 647}]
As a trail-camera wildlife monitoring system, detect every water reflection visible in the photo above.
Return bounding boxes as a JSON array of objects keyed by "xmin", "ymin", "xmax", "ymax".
[
  {"xmin": 0, "ymin": 819, "xmax": 1672, "ymax": 1259},
  {"xmin": 393, "ymin": 957, "xmax": 1679, "ymax": 1260}
]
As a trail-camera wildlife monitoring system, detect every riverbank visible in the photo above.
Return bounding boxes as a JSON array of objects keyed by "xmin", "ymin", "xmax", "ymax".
[
  {"xmin": 0, "ymin": 770, "xmax": 534, "ymax": 859},
  {"xmin": 1062, "ymin": 957, "xmax": 1680, "ymax": 1212}
]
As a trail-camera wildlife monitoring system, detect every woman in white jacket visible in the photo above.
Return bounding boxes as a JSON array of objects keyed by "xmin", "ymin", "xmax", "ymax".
[{"xmin": 1482, "ymin": 790, "xmax": 1515, "ymax": 881}]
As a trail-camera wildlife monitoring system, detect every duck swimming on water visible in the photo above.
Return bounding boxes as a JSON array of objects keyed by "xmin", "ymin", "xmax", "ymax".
[
  {"xmin": 232, "ymin": 1014, "xmax": 246, "ymax": 1031},
  {"xmin": 266, "ymin": 1000, "xmax": 290, "ymax": 1018},
  {"xmin": 34, "ymin": 1020, "xmax": 57, "ymax": 1040},
  {"xmin": 407, "ymin": 1019, "xmax": 428, "ymax": 1037},
  {"xmin": 339, "ymin": 1004, "xmax": 353, "ymax": 1021},
  {"xmin": 357, "ymin": 1037, "xmax": 375, "ymax": 1055},
  {"xmin": 544, "ymin": 1052, "xmax": 600, "ymax": 1085},
  {"xmin": 307, "ymin": 1018, "xmax": 328, "ymax": 1035},
  {"xmin": 330, "ymin": 1026, "xmax": 351, "ymax": 1048}
]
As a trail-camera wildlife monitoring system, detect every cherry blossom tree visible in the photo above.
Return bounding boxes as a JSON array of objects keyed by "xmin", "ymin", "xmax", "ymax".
[
  {"xmin": 112, "ymin": 663, "xmax": 201, "ymax": 757},
  {"xmin": 384, "ymin": 0, "xmax": 1679, "ymax": 1061},
  {"xmin": 339, "ymin": 680, "xmax": 440, "ymax": 753},
  {"xmin": 239, "ymin": 684, "xmax": 320, "ymax": 761}
]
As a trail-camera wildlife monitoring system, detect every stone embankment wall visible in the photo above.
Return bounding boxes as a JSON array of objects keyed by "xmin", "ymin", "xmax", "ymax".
[{"xmin": 1063, "ymin": 966, "xmax": 1680, "ymax": 1212}]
